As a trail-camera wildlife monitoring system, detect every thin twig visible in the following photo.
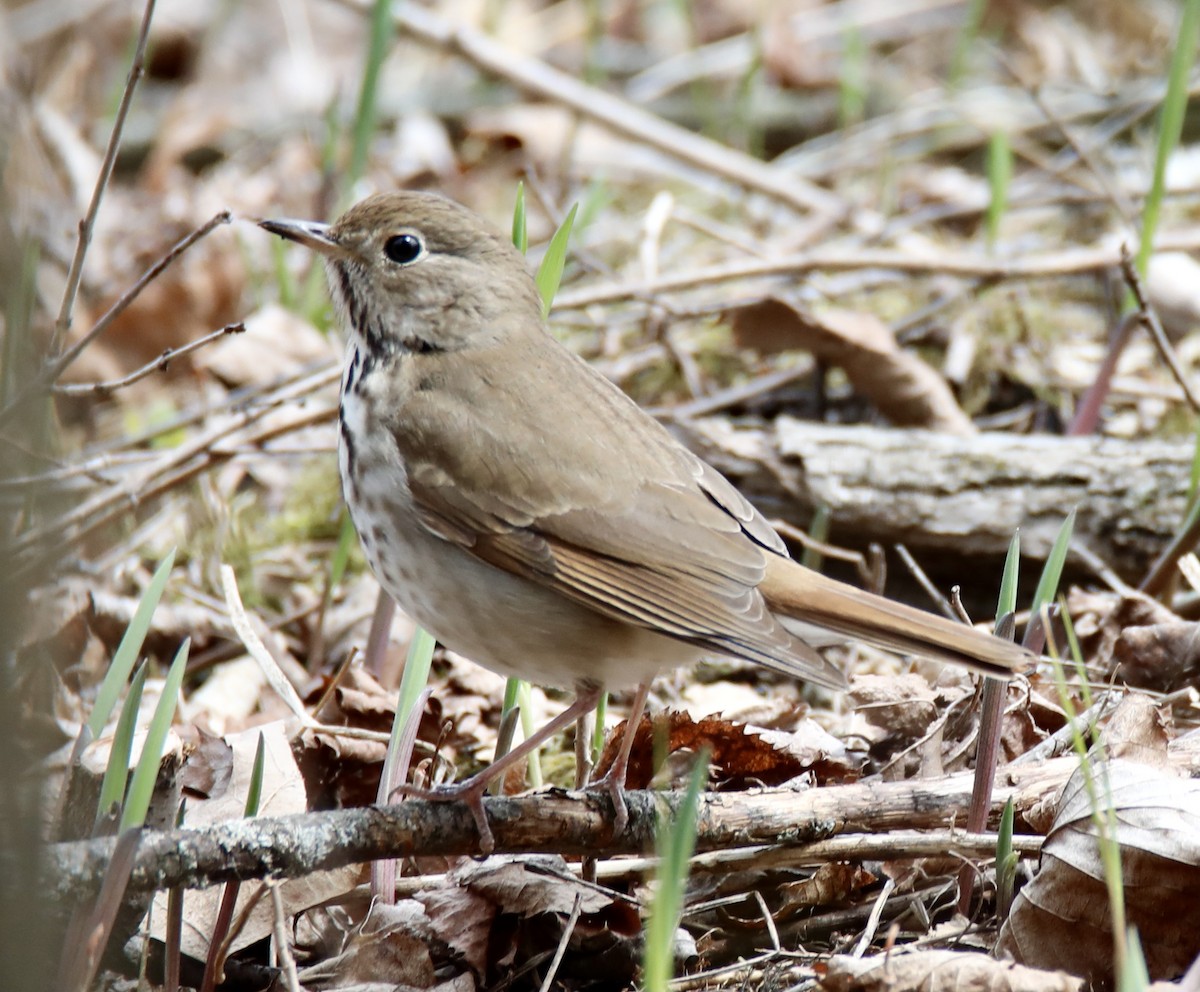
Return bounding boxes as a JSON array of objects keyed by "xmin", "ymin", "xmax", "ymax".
[
  {"xmin": 50, "ymin": 0, "xmax": 159, "ymax": 356},
  {"xmin": 268, "ymin": 883, "xmax": 302, "ymax": 992},
  {"xmin": 893, "ymin": 544, "xmax": 958, "ymax": 622},
  {"xmin": 1120, "ymin": 244, "xmax": 1200, "ymax": 412},
  {"xmin": 375, "ymin": 1, "xmax": 847, "ymax": 218},
  {"xmin": 47, "ymin": 212, "xmax": 233, "ymax": 387},
  {"xmin": 53, "ymin": 323, "xmax": 246, "ymax": 396},
  {"xmin": 537, "ymin": 892, "xmax": 583, "ymax": 992},
  {"xmin": 0, "ymin": 212, "xmax": 234, "ymax": 428},
  {"xmin": 551, "ymin": 232, "xmax": 1200, "ymax": 313}
]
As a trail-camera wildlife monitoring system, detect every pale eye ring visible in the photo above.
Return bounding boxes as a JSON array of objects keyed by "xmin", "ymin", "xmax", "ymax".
[{"xmin": 384, "ymin": 233, "xmax": 423, "ymax": 264}]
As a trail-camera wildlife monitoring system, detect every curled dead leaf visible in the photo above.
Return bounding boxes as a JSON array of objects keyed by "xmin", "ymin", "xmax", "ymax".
[{"xmin": 727, "ymin": 297, "xmax": 975, "ymax": 435}]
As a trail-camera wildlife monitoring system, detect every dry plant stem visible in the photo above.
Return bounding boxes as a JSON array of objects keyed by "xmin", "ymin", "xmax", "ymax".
[
  {"xmin": 852, "ymin": 877, "xmax": 896, "ymax": 958},
  {"xmin": 43, "ymin": 765, "xmax": 1085, "ymax": 899},
  {"xmin": 53, "ymin": 322, "xmax": 246, "ymax": 396},
  {"xmin": 55, "ymin": 828, "xmax": 141, "ymax": 992},
  {"xmin": 46, "ymin": 211, "xmax": 234, "ymax": 390},
  {"xmin": 364, "ymin": 589, "xmax": 398, "ymax": 681},
  {"xmin": 268, "ymin": 883, "xmax": 301, "ymax": 992},
  {"xmin": 893, "ymin": 544, "xmax": 958, "ymax": 621},
  {"xmin": 552, "ymin": 233, "xmax": 1200, "ymax": 312},
  {"xmin": 998, "ymin": 52, "xmax": 1136, "ymax": 224},
  {"xmin": 1121, "ymin": 244, "xmax": 1200, "ymax": 412},
  {"xmin": 12, "ymin": 381, "xmax": 338, "ymax": 576},
  {"xmin": 1068, "ymin": 313, "xmax": 1139, "ymax": 436},
  {"xmin": 956, "ymin": 610, "xmax": 1018, "ymax": 915},
  {"xmin": 378, "ymin": 2, "xmax": 845, "ymax": 218},
  {"xmin": 1140, "ymin": 510, "xmax": 1200, "ymax": 597},
  {"xmin": 200, "ymin": 880, "xmax": 242, "ymax": 992},
  {"xmin": 50, "ymin": 0, "xmax": 157, "ymax": 356},
  {"xmin": 538, "ymin": 893, "xmax": 583, "ymax": 992},
  {"xmin": 164, "ymin": 886, "xmax": 182, "ymax": 992},
  {"xmin": 956, "ymin": 676, "xmax": 1006, "ymax": 916}
]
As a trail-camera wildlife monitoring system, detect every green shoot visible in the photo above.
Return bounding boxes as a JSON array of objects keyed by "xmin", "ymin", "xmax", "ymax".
[
  {"xmin": 1045, "ymin": 609, "xmax": 1127, "ymax": 978},
  {"xmin": 837, "ymin": 25, "xmax": 867, "ymax": 129},
  {"xmin": 535, "ymin": 204, "xmax": 579, "ymax": 316},
  {"xmin": 120, "ymin": 638, "xmax": 190, "ymax": 832},
  {"xmin": 89, "ymin": 549, "xmax": 175, "ymax": 738},
  {"xmin": 1135, "ymin": 0, "xmax": 1200, "ymax": 278},
  {"xmin": 1030, "ymin": 509, "xmax": 1075, "ymax": 621},
  {"xmin": 994, "ymin": 797, "xmax": 1017, "ymax": 920},
  {"xmin": 1187, "ymin": 421, "xmax": 1200, "ymax": 515},
  {"xmin": 591, "ymin": 691, "xmax": 609, "ymax": 766},
  {"xmin": 328, "ymin": 511, "xmax": 357, "ymax": 592},
  {"xmin": 948, "ymin": 0, "xmax": 988, "ymax": 88},
  {"xmin": 643, "ymin": 750, "xmax": 709, "ymax": 992},
  {"xmin": 94, "ymin": 660, "xmax": 148, "ymax": 829},
  {"xmin": 1120, "ymin": 929, "xmax": 1151, "ymax": 992},
  {"xmin": 346, "ymin": 0, "xmax": 394, "ymax": 193},
  {"xmin": 511, "ymin": 182, "xmax": 528, "ymax": 255},
  {"xmin": 244, "ymin": 732, "xmax": 266, "ymax": 818},
  {"xmin": 800, "ymin": 505, "xmax": 829, "ymax": 572},
  {"xmin": 516, "ymin": 680, "xmax": 543, "ymax": 788},
  {"xmin": 997, "ymin": 531, "xmax": 1020, "ymax": 621},
  {"xmin": 985, "ymin": 130, "xmax": 1012, "ymax": 251}
]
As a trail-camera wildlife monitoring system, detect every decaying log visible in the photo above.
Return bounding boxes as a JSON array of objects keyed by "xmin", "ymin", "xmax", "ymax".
[{"xmin": 681, "ymin": 416, "xmax": 1188, "ymax": 578}]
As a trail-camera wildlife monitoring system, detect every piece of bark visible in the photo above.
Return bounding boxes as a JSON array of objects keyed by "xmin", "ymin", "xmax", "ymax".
[{"xmin": 679, "ymin": 417, "xmax": 1188, "ymax": 577}]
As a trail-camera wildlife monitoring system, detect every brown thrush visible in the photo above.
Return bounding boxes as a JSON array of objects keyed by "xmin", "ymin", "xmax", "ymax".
[{"xmin": 260, "ymin": 192, "xmax": 1032, "ymax": 850}]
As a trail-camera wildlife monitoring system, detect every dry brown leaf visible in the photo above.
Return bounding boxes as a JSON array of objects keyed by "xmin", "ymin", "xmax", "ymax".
[
  {"xmin": 727, "ymin": 297, "xmax": 975, "ymax": 435},
  {"xmin": 149, "ymin": 723, "xmax": 360, "ymax": 959},
  {"xmin": 416, "ymin": 885, "xmax": 495, "ymax": 978},
  {"xmin": 821, "ymin": 949, "xmax": 1084, "ymax": 991},
  {"xmin": 297, "ymin": 900, "xmax": 441, "ymax": 990},
  {"xmin": 776, "ymin": 862, "xmax": 875, "ymax": 917},
  {"xmin": 595, "ymin": 709, "xmax": 859, "ymax": 790},
  {"xmin": 997, "ymin": 698, "xmax": 1200, "ymax": 984},
  {"xmin": 1115, "ymin": 622, "xmax": 1200, "ymax": 693},
  {"xmin": 849, "ymin": 673, "xmax": 939, "ymax": 738}
]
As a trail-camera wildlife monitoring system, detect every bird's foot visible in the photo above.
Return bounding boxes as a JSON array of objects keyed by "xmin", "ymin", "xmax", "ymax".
[
  {"xmin": 392, "ymin": 775, "xmax": 496, "ymax": 854},
  {"xmin": 586, "ymin": 767, "xmax": 630, "ymax": 838}
]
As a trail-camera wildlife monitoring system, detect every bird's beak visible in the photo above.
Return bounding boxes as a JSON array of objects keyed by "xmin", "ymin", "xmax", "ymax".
[{"xmin": 257, "ymin": 217, "xmax": 348, "ymax": 258}]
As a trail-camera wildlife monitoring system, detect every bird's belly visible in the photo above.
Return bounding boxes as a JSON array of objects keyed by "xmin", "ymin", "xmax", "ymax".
[{"xmin": 339, "ymin": 402, "xmax": 697, "ymax": 689}]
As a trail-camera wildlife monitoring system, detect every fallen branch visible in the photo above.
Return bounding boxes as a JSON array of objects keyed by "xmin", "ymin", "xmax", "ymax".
[{"xmin": 44, "ymin": 759, "xmax": 1085, "ymax": 900}]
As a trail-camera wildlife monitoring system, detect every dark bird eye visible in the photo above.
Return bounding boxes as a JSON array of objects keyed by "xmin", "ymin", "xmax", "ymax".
[{"xmin": 384, "ymin": 233, "xmax": 423, "ymax": 264}]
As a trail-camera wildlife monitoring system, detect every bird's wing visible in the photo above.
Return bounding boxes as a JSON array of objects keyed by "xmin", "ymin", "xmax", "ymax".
[{"xmin": 390, "ymin": 338, "xmax": 846, "ymax": 690}]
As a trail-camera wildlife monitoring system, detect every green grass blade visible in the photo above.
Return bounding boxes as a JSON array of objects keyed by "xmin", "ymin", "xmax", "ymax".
[
  {"xmin": 346, "ymin": 0, "xmax": 394, "ymax": 191},
  {"xmin": 120, "ymin": 638, "xmax": 190, "ymax": 831},
  {"xmin": 94, "ymin": 660, "xmax": 148, "ymax": 829},
  {"xmin": 511, "ymin": 182, "xmax": 528, "ymax": 255},
  {"xmin": 1187, "ymin": 420, "xmax": 1200, "ymax": 511},
  {"xmin": 1136, "ymin": 0, "xmax": 1200, "ymax": 277},
  {"xmin": 89, "ymin": 549, "xmax": 175, "ymax": 738},
  {"xmin": 995, "ymin": 797, "xmax": 1017, "ymax": 919},
  {"xmin": 328, "ymin": 511, "xmax": 357, "ymax": 590},
  {"xmin": 948, "ymin": 0, "xmax": 988, "ymax": 88},
  {"xmin": 800, "ymin": 505, "xmax": 829, "ymax": 571},
  {"xmin": 644, "ymin": 750, "xmax": 709, "ymax": 992},
  {"xmin": 1031, "ymin": 510, "xmax": 1075, "ymax": 618},
  {"xmin": 997, "ymin": 531, "xmax": 1021, "ymax": 619},
  {"xmin": 397, "ymin": 627, "xmax": 436, "ymax": 729},
  {"xmin": 244, "ymin": 732, "xmax": 266, "ymax": 817},
  {"xmin": 1119, "ymin": 928, "xmax": 1150, "ymax": 992},
  {"xmin": 535, "ymin": 204, "xmax": 578, "ymax": 316},
  {"xmin": 591, "ymin": 691, "xmax": 608, "ymax": 765},
  {"xmin": 985, "ymin": 130, "xmax": 1012, "ymax": 251}
]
